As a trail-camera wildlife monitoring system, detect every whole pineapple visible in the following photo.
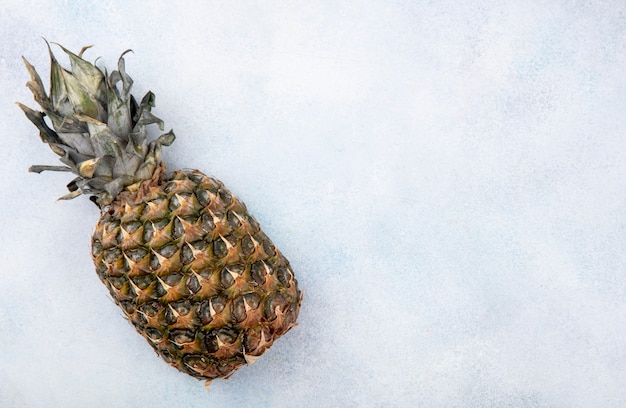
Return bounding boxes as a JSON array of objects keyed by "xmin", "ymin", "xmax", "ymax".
[{"xmin": 19, "ymin": 43, "xmax": 302, "ymax": 387}]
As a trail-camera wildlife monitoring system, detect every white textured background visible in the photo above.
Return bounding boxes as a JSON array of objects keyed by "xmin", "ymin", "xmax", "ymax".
[{"xmin": 1, "ymin": 1, "xmax": 625, "ymax": 407}]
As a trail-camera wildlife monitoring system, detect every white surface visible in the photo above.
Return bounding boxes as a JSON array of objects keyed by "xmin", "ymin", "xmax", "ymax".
[{"xmin": 1, "ymin": 1, "xmax": 626, "ymax": 407}]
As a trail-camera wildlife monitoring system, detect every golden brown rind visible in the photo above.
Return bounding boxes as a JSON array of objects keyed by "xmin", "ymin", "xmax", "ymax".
[{"xmin": 92, "ymin": 169, "xmax": 301, "ymax": 381}]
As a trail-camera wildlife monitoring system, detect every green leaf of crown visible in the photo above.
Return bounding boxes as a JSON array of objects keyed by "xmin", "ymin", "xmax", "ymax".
[{"xmin": 18, "ymin": 41, "xmax": 175, "ymax": 206}]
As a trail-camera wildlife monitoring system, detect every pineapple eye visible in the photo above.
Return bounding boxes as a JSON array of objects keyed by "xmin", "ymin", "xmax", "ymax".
[
  {"xmin": 104, "ymin": 248, "xmax": 122, "ymax": 263},
  {"xmin": 226, "ymin": 211, "xmax": 241, "ymax": 229},
  {"xmin": 218, "ymin": 189, "xmax": 233, "ymax": 206},
  {"xmin": 162, "ymin": 273, "xmax": 183, "ymax": 286},
  {"xmin": 231, "ymin": 296, "xmax": 247, "ymax": 322},
  {"xmin": 200, "ymin": 213, "xmax": 216, "ymax": 233},
  {"xmin": 231, "ymin": 292, "xmax": 258, "ymax": 323},
  {"xmin": 211, "ymin": 296, "xmax": 227, "ymax": 313},
  {"xmin": 154, "ymin": 279, "xmax": 167, "ymax": 298},
  {"xmin": 198, "ymin": 296, "xmax": 226, "ymax": 325},
  {"xmin": 158, "ymin": 244, "xmax": 177, "ymax": 258},
  {"xmin": 108, "ymin": 276, "xmax": 126, "ymax": 290},
  {"xmin": 229, "ymin": 264, "xmax": 244, "ymax": 275},
  {"xmin": 248, "ymin": 216, "xmax": 260, "ymax": 231},
  {"xmin": 131, "ymin": 275, "xmax": 153, "ymax": 289},
  {"xmin": 170, "ymin": 329, "xmax": 195, "ymax": 345},
  {"xmin": 150, "ymin": 253, "xmax": 161, "ymax": 271},
  {"xmin": 145, "ymin": 328, "xmax": 163, "ymax": 342},
  {"xmin": 134, "ymin": 311, "xmax": 148, "ymax": 326},
  {"xmin": 168, "ymin": 194, "xmax": 180, "ymax": 211},
  {"xmin": 122, "ymin": 221, "xmax": 142, "ymax": 233},
  {"xmin": 139, "ymin": 302, "xmax": 160, "ymax": 317},
  {"xmin": 198, "ymin": 296, "xmax": 228, "ymax": 325},
  {"xmin": 164, "ymin": 305, "xmax": 178, "ymax": 325},
  {"xmin": 265, "ymin": 293, "xmax": 287, "ymax": 320},
  {"xmin": 105, "ymin": 221, "xmax": 120, "ymax": 234},
  {"xmin": 172, "ymin": 217, "xmax": 184, "ymax": 239},
  {"xmin": 92, "ymin": 239, "xmax": 103, "ymax": 257},
  {"xmin": 243, "ymin": 327, "xmax": 269, "ymax": 352},
  {"xmin": 216, "ymin": 327, "xmax": 238, "ymax": 344},
  {"xmin": 197, "ymin": 300, "xmax": 212, "ymax": 325},
  {"xmin": 153, "ymin": 218, "xmax": 169, "ymax": 230},
  {"xmin": 163, "ymin": 181, "xmax": 178, "ymax": 194},
  {"xmin": 213, "ymin": 239, "xmax": 227, "ymax": 259},
  {"xmin": 276, "ymin": 267, "xmax": 293, "ymax": 288},
  {"xmin": 183, "ymin": 354, "xmax": 210, "ymax": 372},
  {"xmin": 119, "ymin": 301, "xmax": 135, "ymax": 315},
  {"xmin": 262, "ymin": 238, "xmax": 276, "ymax": 257},
  {"xmin": 125, "ymin": 248, "xmax": 147, "ymax": 262},
  {"xmin": 171, "ymin": 300, "xmax": 192, "ymax": 315},
  {"xmin": 203, "ymin": 331, "xmax": 219, "ymax": 353},
  {"xmin": 250, "ymin": 262, "xmax": 268, "ymax": 285},
  {"xmin": 191, "ymin": 240, "xmax": 208, "ymax": 251},
  {"xmin": 186, "ymin": 273, "xmax": 200, "ymax": 294},
  {"xmin": 241, "ymin": 235, "xmax": 254, "ymax": 256},
  {"xmin": 188, "ymin": 173, "xmax": 205, "ymax": 184},
  {"xmin": 220, "ymin": 268, "xmax": 235, "ymax": 288},
  {"xmin": 242, "ymin": 293, "xmax": 261, "ymax": 310},
  {"xmin": 180, "ymin": 244, "xmax": 193, "ymax": 264},
  {"xmin": 143, "ymin": 223, "xmax": 154, "ymax": 242},
  {"xmin": 201, "ymin": 177, "xmax": 221, "ymax": 192},
  {"xmin": 195, "ymin": 189, "xmax": 210, "ymax": 207}
]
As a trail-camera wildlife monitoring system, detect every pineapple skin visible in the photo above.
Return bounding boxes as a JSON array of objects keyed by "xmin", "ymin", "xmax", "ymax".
[{"xmin": 91, "ymin": 166, "xmax": 301, "ymax": 382}]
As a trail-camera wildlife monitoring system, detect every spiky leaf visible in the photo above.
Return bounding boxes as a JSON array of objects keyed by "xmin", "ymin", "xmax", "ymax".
[{"xmin": 20, "ymin": 43, "xmax": 174, "ymax": 205}]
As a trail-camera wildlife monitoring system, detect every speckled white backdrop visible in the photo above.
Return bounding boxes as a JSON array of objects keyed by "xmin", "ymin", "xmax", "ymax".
[{"xmin": 1, "ymin": 1, "xmax": 625, "ymax": 407}]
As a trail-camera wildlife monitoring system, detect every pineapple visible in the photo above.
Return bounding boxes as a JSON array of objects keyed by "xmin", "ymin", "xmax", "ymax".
[{"xmin": 18, "ymin": 43, "xmax": 302, "ymax": 388}]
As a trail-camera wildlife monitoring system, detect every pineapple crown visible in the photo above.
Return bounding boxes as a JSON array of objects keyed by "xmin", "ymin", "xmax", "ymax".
[{"xmin": 18, "ymin": 42, "xmax": 175, "ymax": 206}]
